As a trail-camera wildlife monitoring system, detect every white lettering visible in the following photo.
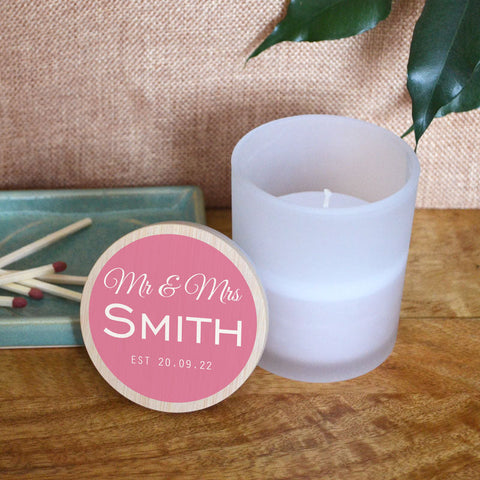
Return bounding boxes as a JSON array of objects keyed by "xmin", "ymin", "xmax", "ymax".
[
  {"xmin": 103, "ymin": 267, "xmax": 152, "ymax": 298},
  {"xmin": 141, "ymin": 313, "xmax": 170, "ymax": 340},
  {"xmin": 158, "ymin": 275, "xmax": 181, "ymax": 298},
  {"xmin": 215, "ymin": 319, "xmax": 242, "ymax": 347},
  {"xmin": 186, "ymin": 316, "xmax": 212, "ymax": 343},
  {"xmin": 177, "ymin": 315, "xmax": 183, "ymax": 342},
  {"xmin": 103, "ymin": 306, "xmax": 238, "ymax": 346},
  {"xmin": 104, "ymin": 303, "xmax": 135, "ymax": 338},
  {"xmin": 184, "ymin": 274, "xmax": 230, "ymax": 303}
]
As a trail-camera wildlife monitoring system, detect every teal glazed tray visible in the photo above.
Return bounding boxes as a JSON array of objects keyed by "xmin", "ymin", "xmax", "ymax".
[{"xmin": 0, "ymin": 186, "xmax": 205, "ymax": 348}]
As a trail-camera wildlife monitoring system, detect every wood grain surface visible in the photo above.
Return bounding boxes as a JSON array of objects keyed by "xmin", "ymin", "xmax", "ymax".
[{"xmin": 1, "ymin": 209, "xmax": 479, "ymax": 479}]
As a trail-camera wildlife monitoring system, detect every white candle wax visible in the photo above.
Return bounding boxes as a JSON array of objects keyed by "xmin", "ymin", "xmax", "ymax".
[
  {"xmin": 260, "ymin": 188, "xmax": 404, "ymax": 371},
  {"xmin": 279, "ymin": 189, "xmax": 368, "ymax": 208},
  {"xmin": 258, "ymin": 260, "xmax": 406, "ymax": 372}
]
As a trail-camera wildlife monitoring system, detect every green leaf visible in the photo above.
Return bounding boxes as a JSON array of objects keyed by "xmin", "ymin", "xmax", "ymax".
[
  {"xmin": 401, "ymin": 124, "xmax": 414, "ymax": 139},
  {"xmin": 407, "ymin": 0, "xmax": 480, "ymax": 144},
  {"xmin": 402, "ymin": 62, "xmax": 479, "ymax": 138},
  {"xmin": 249, "ymin": 0, "xmax": 392, "ymax": 59},
  {"xmin": 435, "ymin": 62, "xmax": 480, "ymax": 117}
]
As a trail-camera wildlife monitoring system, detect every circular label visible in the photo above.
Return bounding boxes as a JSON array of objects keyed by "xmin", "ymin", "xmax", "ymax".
[{"xmin": 80, "ymin": 222, "xmax": 268, "ymax": 413}]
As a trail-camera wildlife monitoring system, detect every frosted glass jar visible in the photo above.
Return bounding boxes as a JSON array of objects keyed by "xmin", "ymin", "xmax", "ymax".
[{"xmin": 231, "ymin": 115, "xmax": 420, "ymax": 382}]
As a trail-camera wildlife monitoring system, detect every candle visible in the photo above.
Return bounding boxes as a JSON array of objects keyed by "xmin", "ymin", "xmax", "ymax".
[
  {"xmin": 231, "ymin": 115, "xmax": 420, "ymax": 382},
  {"xmin": 279, "ymin": 189, "xmax": 368, "ymax": 208}
]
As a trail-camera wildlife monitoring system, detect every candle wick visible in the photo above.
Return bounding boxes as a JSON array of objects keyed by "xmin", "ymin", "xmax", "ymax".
[{"xmin": 323, "ymin": 189, "xmax": 332, "ymax": 208}]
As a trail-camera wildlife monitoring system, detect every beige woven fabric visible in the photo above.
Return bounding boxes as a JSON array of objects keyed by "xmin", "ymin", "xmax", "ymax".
[{"xmin": 0, "ymin": 0, "xmax": 478, "ymax": 207}]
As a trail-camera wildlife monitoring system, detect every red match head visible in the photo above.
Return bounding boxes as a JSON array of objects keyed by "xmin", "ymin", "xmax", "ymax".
[
  {"xmin": 53, "ymin": 261, "xmax": 67, "ymax": 273},
  {"xmin": 12, "ymin": 297, "xmax": 28, "ymax": 308},
  {"xmin": 29, "ymin": 288, "xmax": 44, "ymax": 300}
]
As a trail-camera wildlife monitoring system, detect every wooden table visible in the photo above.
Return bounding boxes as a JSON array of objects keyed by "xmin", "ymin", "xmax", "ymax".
[{"xmin": 1, "ymin": 209, "xmax": 479, "ymax": 479}]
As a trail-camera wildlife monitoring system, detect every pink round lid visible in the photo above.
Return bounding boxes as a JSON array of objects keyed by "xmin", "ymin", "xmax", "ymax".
[{"xmin": 80, "ymin": 222, "xmax": 268, "ymax": 413}]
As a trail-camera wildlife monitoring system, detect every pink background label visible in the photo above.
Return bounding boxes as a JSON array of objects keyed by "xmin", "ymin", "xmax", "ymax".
[{"xmin": 89, "ymin": 234, "xmax": 257, "ymax": 403}]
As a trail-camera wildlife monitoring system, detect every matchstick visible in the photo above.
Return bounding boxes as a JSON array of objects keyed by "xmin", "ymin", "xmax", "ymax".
[
  {"xmin": 0, "ymin": 296, "xmax": 27, "ymax": 308},
  {"xmin": 0, "ymin": 282, "xmax": 43, "ymax": 299},
  {"xmin": 19, "ymin": 278, "xmax": 82, "ymax": 302},
  {"xmin": 0, "ymin": 262, "xmax": 67, "ymax": 287},
  {"xmin": 0, "ymin": 218, "xmax": 92, "ymax": 268},
  {"xmin": 37, "ymin": 274, "xmax": 87, "ymax": 286},
  {"xmin": 4, "ymin": 271, "xmax": 87, "ymax": 286}
]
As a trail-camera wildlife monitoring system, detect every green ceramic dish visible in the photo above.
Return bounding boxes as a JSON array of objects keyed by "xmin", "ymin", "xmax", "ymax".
[{"xmin": 0, "ymin": 186, "xmax": 205, "ymax": 347}]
